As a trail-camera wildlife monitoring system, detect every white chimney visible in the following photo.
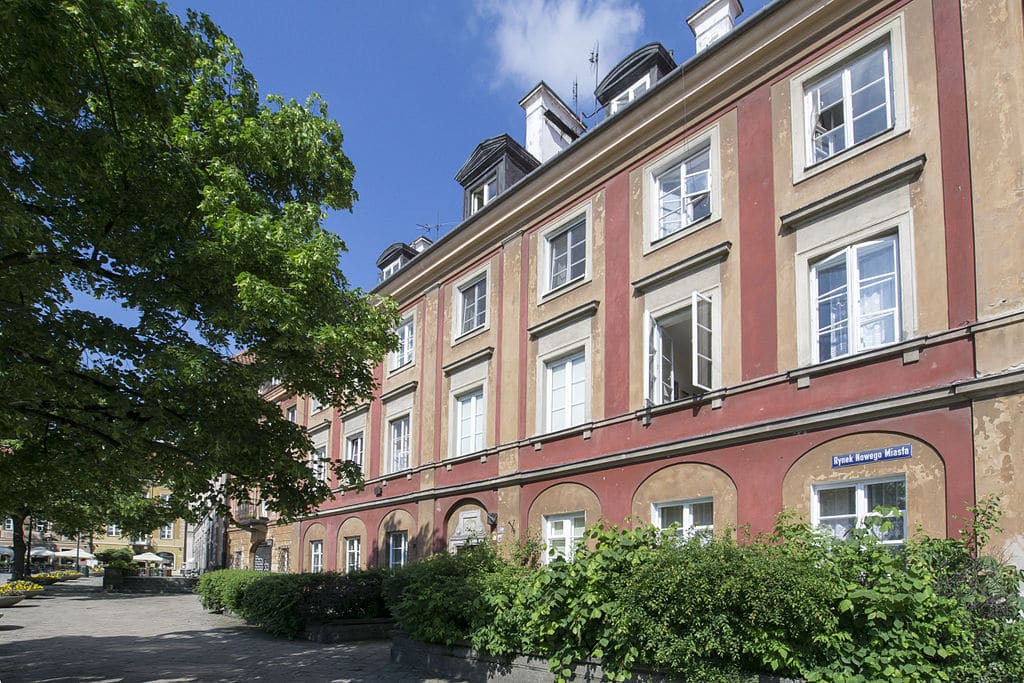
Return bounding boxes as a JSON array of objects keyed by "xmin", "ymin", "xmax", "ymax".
[
  {"xmin": 687, "ymin": 0, "xmax": 742, "ymax": 54},
  {"xmin": 519, "ymin": 82, "xmax": 585, "ymax": 164}
]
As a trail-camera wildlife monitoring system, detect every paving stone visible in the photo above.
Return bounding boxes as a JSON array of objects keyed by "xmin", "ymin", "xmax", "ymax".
[{"xmin": 0, "ymin": 577, "xmax": 464, "ymax": 683}]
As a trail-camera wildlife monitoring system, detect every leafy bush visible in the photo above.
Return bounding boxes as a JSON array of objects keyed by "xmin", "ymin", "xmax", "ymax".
[
  {"xmin": 384, "ymin": 545, "xmax": 505, "ymax": 646},
  {"xmin": 95, "ymin": 547, "xmax": 134, "ymax": 564},
  {"xmin": 299, "ymin": 569, "xmax": 389, "ymax": 622},
  {"xmin": 195, "ymin": 569, "xmax": 262, "ymax": 612},
  {"xmin": 380, "ymin": 504, "xmax": 1024, "ymax": 683},
  {"xmin": 196, "ymin": 568, "xmax": 391, "ymax": 638}
]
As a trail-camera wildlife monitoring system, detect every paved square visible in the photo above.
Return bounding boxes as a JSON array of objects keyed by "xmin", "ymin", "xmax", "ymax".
[{"xmin": 0, "ymin": 577, "xmax": 463, "ymax": 683}]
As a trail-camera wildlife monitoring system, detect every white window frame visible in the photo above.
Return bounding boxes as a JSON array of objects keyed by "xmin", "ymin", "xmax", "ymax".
[
  {"xmin": 388, "ymin": 415, "xmax": 411, "ymax": 473},
  {"xmin": 543, "ymin": 512, "xmax": 585, "ymax": 563},
  {"xmin": 390, "ymin": 315, "xmax": 416, "ymax": 372},
  {"xmin": 653, "ymin": 498, "xmax": 714, "ymax": 539},
  {"xmin": 106, "ymin": 524, "xmax": 120, "ymax": 537},
  {"xmin": 310, "ymin": 540, "xmax": 323, "ymax": 573},
  {"xmin": 609, "ymin": 73, "xmax": 652, "ymax": 114},
  {"xmin": 346, "ymin": 432, "xmax": 365, "ymax": 472},
  {"xmin": 345, "ymin": 536, "xmax": 361, "ymax": 573},
  {"xmin": 159, "ymin": 524, "xmax": 173, "ymax": 540},
  {"xmin": 280, "ymin": 547, "xmax": 290, "ymax": 574},
  {"xmin": 810, "ymin": 233, "xmax": 901, "ymax": 363},
  {"xmin": 388, "ymin": 531, "xmax": 408, "ymax": 569},
  {"xmin": 645, "ymin": 289, "xmax": 719, "ymax": 404},
  {"xmin": 454, "ymin": 386, "xmax": 485, "ymax": 456},
  {"xmin": 539, "ymin": 204, "xmax": 592, "ymax": 300},
  {"xmin": 470, "ymin": 174, "xmax": 498, "ymax": 214},
  {"xmin": 642, "ymin": 125, "xmax": 721, "ymax": 253},
  {"xmin": 790, "ymin": 15, "xmax": 909, "ymax": 182},
  {"xmin": 381, "ymin": 258, "xmax": 402, "ymax": 280},
  {"xmin": 544, "ymin": 350, "xmax": 587, "ymax": 432},
  {"xmin": 456, "ymin": 275, "xmax": 488, "ymax": 338},
  {"xmin": 310, "ymin": 445, "xmax": 329, "ymax": 484},
  {"xmin": 310, "ymin": 396, "xmax": 325, "ymax": 414},
  {"xmin": 3, "ymin": 517, "xmax": 12, "ymax": 531},
  {"xmin": 811, "ymin": 475, "xmax": 907, "ymax": 545},
  {"xmin": 285, "ymin": 405, "xmax": 297, "ymax": 423}
]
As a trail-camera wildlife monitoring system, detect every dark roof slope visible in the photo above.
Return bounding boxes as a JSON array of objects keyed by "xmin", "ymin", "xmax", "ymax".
[
  {"xmin": 454, "ymin": 134, "xmax": 539, "ymax": 188},
  {"xmin": 375, "ymin": 241, "xmax": 419, "ymax": 268},
  {"xmin": 595, "ymin": 43, "xmax": 677, "ymax": 106}
]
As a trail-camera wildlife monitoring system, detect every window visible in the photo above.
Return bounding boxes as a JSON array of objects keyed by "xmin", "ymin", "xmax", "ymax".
[
  {"xmin": 647, "ymin": 291, "xmax": 715, "ymax": 403},
  {"xmin": 310, "ymin": 540, "xmax": 323, "ymax": 573},
  {"xmin": 345, "ymin": 536, "xmax": 361, "ymax": 573},
  {"xmin": 392, "ymin": 317, "xmax": 415, "ymax": 370},
  {"xmin": 813, "ymin": 476, "xmax": 906, "ymax": 544},
  {"xmin": 389, "ymin": 416, "xmax": 411, "ymax": 472},
  {"xmin": 654, "ymin": 145, "xmax": 711, "ymax": 239},
  {"xmin": 159, "ymin": 524, "xmax": 173, "ymax": 540},
  {"xmin": 610, "ymin": 74, "xmax": 651, "ymax": 114},
  {"xmin": 159, "ymin": 493, "xmax": 171, "ymax": 503},
  {"xmin": 346, "ymin": 432, "xmax": 364, "ymax": 471},
  {"xmin": 547, "ymin": 215, "xmax": 586, "ymax": 292},
  {"xmin": 654, "ymin": 499, "xmax": 714, "ymax": 539},
  {"xmin": 309, "ymin": 445, "xmax": 329, "ymax": 484},
  {"xmin": 280, "ymin": 547, "xmax": 290, "ymax": 574},
  {"xmin": 310, "ymin": 396, "xmax": 324, "ymax": 413},
  {"xmin": 805, "ymin": 42, "xmax": 893, "ymax": 166},
  {"xmin": 3, "ymin": 517, "xmax": 13, "ymax": 531},
  {"xmin": 543, "ymin": 512, "xmax": 585, "ymax": 563},
  {"xmin": 811, "ymin": 234, "xmax": 900, "ymax": 362},
  {"xmin": 285, "ymin": 405, "xmax": 297, "ymax": 423},
  {"xmin": 232, "ymin": 550, "xmax": 242, "ymax": 569},
  {"xmin": 388, "ymin": 531, "xmax": 408, "ymax": 569},
  {"xmin": 470, "ymin": 175, "xmax": 497, "ymax": 214},
  {"xmin": 458, "ymin": 276, "xmax": 487, "ymax": 336},
  {"xmin": 790, "ymin": 18, "xmax": 908, "ymax": 181},
  {"xmin": 34, "ymin": 519, "xmax": 47, "ymax": 533},
  {"xmin": 381, "ymin": 258, "xmax": 402, "ymax": 280},
  {"xmin": 545, "ymin": 352, "xmax": 586, "ymax": 432},
  {"xmin": 455, "ymin": 388, "xmax": 485, "ymax": 456},
  {"xmin": 106, "ymin": 524, "xmax": 120, "ymax": 537},
  {"xmin": 258, "ymin": 498, "xmax": 269, "ymax": 518}
]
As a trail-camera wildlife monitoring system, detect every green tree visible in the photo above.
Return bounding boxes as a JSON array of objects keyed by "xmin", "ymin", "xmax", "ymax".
[{"xmin": 0, "ymin": 0, "xmax": 397, "ymax": 577}]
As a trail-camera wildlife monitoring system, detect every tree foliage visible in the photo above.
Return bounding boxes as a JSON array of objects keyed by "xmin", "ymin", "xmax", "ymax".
[{"xmin": 0, "ymin": 0, "xmax": 396, "ymax": 559}]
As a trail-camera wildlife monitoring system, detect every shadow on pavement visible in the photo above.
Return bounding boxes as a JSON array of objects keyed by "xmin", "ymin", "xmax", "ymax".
[{"xmin": 0, "ymin": 630, "xmax": 444, "ymax": 683}]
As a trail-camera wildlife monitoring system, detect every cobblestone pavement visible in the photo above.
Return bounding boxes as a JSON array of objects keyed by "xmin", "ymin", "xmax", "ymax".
[{"xmin": 0, "ymin": 577, "xmax": 465, "ymax": 683}]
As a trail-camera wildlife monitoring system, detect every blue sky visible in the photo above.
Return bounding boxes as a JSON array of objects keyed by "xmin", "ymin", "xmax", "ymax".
[{"xmin": 165, "ymin": 0, "xmax": 769, "ymax": 292}]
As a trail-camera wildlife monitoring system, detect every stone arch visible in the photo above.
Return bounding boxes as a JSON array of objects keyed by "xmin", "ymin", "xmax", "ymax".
[
  {"xmin": 378, "ymin": 508, "xmax": 417, "ymax": 567},
  {"xmin": 782, "ymin": 431, "xmax": 946, "ymax": 538},
  {"xmin": 335, "ymin": 517, "xmax": 368, "ymax": 572},
  {"xmin": 526, "ymin": 482, "xmax": 602, "ymax": 536},
  {"xmin": 631, "ymin": 462, "xmax": 737, "ymax": 535},
  {"xmin": 301, "ymin": 522, "xmax": 327, "ymax": 573},
  {"xmin": 443, "ymin": 498, "xmax": 489, "ymax": 552}
]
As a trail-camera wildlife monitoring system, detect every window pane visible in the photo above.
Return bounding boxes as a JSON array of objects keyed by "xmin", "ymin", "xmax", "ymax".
[
  {"xmin": 819, "ymin": 486, "xmax": 856, "ymax": 516},
  {"xmin": 691, "ymin": 501, "xmax": 714, "ymax": 528},
  {"xmin": 657, "ymin": 166, "xmax": 682, "ymax": 236},
  {"xmin": 659, "ymin": 505, "xmax": 685, "ymax": 528}
]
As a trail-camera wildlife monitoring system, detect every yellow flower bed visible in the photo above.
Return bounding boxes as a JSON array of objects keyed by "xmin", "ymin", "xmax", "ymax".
[{"xmin": 1, "ymin": 581, "xmax": 44, "ymax": 595}]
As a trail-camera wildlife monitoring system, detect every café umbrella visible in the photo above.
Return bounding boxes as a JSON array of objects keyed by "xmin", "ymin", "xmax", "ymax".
[
  {"xmin": 132, "ymin": 552, "xmax": 169, "ymax": 564},
  {"xmin": 54, "ymin": 549, "xmax": 96, "ymax": 560}
]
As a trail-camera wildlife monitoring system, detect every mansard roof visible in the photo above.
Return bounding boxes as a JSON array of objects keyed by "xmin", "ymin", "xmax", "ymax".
[
  {"xmin": 594, "ymin": 42, "xmax": 677, "ymax": 106},
  {"xmin": 454, "ymin": 134, "xmax": 539, "ymax": 188}
]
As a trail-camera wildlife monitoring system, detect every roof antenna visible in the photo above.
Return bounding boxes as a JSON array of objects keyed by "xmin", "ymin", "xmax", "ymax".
[
  {"xmin": 588, "ymin": 41, "xmax": 600, "ymax": 94},
  {"xmin": 572, "ymin": 78, "xmax": 579, "ymax": 119},
  {"xmin": 416, "ymin": 212, "xmax": 458, "ymax": 241}
]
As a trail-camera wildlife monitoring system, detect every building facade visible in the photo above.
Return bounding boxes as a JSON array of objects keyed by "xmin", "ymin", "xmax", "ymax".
[{"xmin": 261, "ymin": 0, "xmax": 1023, "ymax": 574}]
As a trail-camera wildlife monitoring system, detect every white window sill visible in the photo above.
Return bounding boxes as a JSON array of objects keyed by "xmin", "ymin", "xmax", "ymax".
[
  {"xmin": 644, "ymin": 216, "xmax": 721, "ymax": 256},
  {"xmin": 539, "ymin": 275, "xmax": 591, "ymax": 306},
  {"xmin": 452, "ymin": 323, "xmax": 489, "ymax": 347}
]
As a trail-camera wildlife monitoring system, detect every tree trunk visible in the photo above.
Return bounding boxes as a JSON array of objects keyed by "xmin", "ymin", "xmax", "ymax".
[{"xmin": 11, "ymin": 513, "xmax": 27, "ymax": 579}]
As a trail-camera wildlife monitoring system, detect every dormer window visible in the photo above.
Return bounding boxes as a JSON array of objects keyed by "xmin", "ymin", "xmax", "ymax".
[
  {"xmin": 381, "ymin": 259, "xmax": 402, "ymax": 281},
  {"xmin": 610, "ymin": 75, "xmax": 651, "ymax": 115},
  {"xmin": 470, "ymin": 175, "xmax": 497, "ymax": 214}
]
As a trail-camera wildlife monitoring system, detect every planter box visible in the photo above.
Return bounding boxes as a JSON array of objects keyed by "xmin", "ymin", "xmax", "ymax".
[
  {"xmin": 390, "ymin": 633, "xmax": 804, "ymax": 683},
  {"xmin": 0, "ymin": 595, "xmax": 25, "ymax": 608},
  {"xmin": 304, "ymin": 617, "xmax": 394, "ymax": 643}
]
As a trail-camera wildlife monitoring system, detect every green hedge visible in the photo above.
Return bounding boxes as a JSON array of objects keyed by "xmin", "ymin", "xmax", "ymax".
[
  {"xmin": 385, "ymin": 499, "xmax": 1024, "ymax": 683},
  {"xmin": 195, "ymin": 568, "xmax": 390, "ymax": 638}
]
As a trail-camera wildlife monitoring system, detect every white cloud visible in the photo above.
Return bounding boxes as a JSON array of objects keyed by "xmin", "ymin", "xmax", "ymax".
[{"xmin": 477, "ymin": 0, "xmax": 644, "ymax": 103}]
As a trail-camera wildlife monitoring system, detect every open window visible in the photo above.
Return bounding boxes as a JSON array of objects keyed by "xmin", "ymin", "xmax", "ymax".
[{"xmin": 647, "ymin": 291, "xmax": 714, "ymax": 403}]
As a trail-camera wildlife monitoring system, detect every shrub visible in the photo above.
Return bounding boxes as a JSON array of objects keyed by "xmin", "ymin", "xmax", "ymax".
[
  {"xmin": 384, "ymin": 545, "xmax": 505, "ymax": 646},
  {"xmin": 299, "ymin": 569, "xmax": 389, "ymax": 622},
  {"xmin": 236, "ymin": 573, "xmax": 307, "ymax": 638},
  {"xmin": 195, "ymin": 569, "xmax": 262, "ymax": 612},
  {"xmin": 95, "ymin": 547, "xmax": 134, "ymax": 564}
]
